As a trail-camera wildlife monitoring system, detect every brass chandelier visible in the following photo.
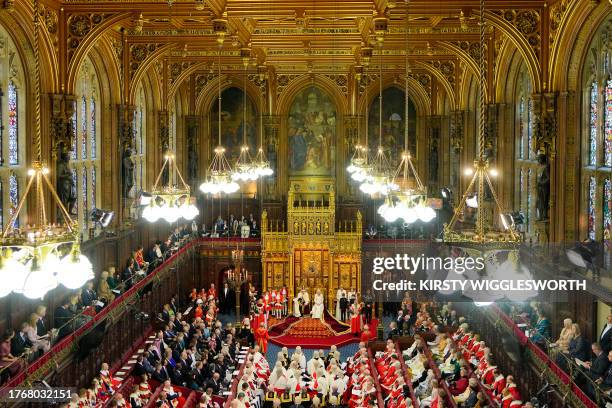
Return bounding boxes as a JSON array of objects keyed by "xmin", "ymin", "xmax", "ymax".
[
  {"xmin": 0, "ymin": 0, "xmax": 93, "ymax": 299},
  {"xmin": 232, "ymin": 49, "xmax": 259, "ymax": 182},
  {"xmin": 359, "ymin": 44, "xmax": 398, "ymax": 196},
  {"xmin": 142, "ymin": 151, "xmax": 199, "ymax": 223},
  {"xmin": 378, "ymin": 0, "xmax": 435, "ymax": 224},
  {"xmin": 443, "ymin": 0, "xmax": 520, "ymax": 246},
  {"xmin": 199, "ymin": 45, "xmax": 240, "ymax": 195}
]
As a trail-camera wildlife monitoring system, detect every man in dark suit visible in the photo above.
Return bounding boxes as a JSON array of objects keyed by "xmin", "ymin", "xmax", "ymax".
[
  {"xmin": 81, "ymin": 281, "xmax": 98, "ymax": 307},
  {"xmin": 152, "ymin": 363, "xmax": 169, "ymax": 382},
  {"xmin": 586, "ymin": 343, "xmax": 611, "ymax": 379},
  {"xmin": 205, "ymin": 372, "xmax": 221, "ymax": 395},
  {"xmin": 387, "ymin": 322, "xmax": 401, "ymax": 340},
  {"xmin": 54, "ymin": 299, "xmax": 75, "ymax": 339},
  {"xmin": 601, "ymin": 314, "xmax": 612, "ymax": 354},
  {"xmin": 35, "ymin": 306, "xmax": 47, "ymax": 337},
  {"xmin": 218, "ymin": 282, "xmax": 235, "ymax": 314},
  {"xmin": 133, "ymin": 355, "xmax": 147, "ymax": 377},
  {"xmin": 11, "ymin": 323, "xmax": 33, "ymax": 356},
  {"xmin": 589, "ymin": 350, "xmax": 612, "ymax": 399}
]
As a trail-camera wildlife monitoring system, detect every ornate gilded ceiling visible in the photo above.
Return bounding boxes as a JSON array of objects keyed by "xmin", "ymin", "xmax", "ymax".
[{"xmin": 17, "ymin": 0, "xmax": 567, "ymax": 107}]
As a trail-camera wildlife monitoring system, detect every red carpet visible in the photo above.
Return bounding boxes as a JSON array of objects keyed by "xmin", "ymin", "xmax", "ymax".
[{"xmin": 268, "ymin": 311, "xmax": 378, "ymax": 348}]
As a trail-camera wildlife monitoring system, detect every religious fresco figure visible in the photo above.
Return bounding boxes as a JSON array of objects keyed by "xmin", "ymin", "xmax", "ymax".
[
  {"xmin": 211, "ymin": 87, "xmax": 257, "ymax": 163},
  {"xmin": 288, "ymin": 86, "xmax": 336, "ymax": 176},
  {"xmin": 368, "ymin": 87, "xmax": 416, "ymax": 167}
]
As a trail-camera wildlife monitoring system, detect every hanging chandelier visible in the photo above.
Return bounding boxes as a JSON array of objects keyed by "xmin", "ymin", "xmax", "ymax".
[
  {"xmin": 347, "ymin": 68, "xmax": 368, "ymax": 178},
  {"xmin": 252, "ymin": 73, "xmax": 273, "ymax": 177},
  {"xmin": 378, "ymin": 0, "xmax": 435, "ymax": 224},
  {"xmin": 359, "ymin": 43, "xmax": 397, "ymax": 196},
  {"xmin": 232, "ymin": 49, "xmax": 259, "ymax": 182},
  {"xmin": 200, "ymin": 46, "xmax": 240, "ymax": 194},
  {"xmin": 442, "ymin": 0, "xmax": 520, "ymax": 247},
  {"xmin": 142, "ymin": 151, "xmax": 199, "ymax": 223},
  {"xmin": 0, "ymin": 1, "xmax": 93, "ymax": 299}
]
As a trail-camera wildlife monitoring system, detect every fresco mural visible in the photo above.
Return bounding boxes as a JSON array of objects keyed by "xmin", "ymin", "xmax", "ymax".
[
  {"xmin": 367, "ymin": 86, "xmax": 416, "ymax": 167},
  {"xmin": 211, "ymin": 87, "xmax": 257, "ymax": 162},
  {"xmin": 288, "ymin": 86, "xmax": 337, "ymax": 176}
]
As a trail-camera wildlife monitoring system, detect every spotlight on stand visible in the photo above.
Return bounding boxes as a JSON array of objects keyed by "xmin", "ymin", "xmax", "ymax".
[
  {"xmin": 566, "ymin": 241, "xmax": 600, "ymax": 270},
  {"xmin": 440, "ymin": 187, "xmax": 451, "ymax": 201},
  {"xmin": 90, "ymin": 208, "xmax": 114, "ymax": 229}
]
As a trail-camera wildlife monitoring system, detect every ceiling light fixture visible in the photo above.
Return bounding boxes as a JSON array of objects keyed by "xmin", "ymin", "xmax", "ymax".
[{"xmin": 200, "ymin": 45, "xmax": 240, "ymax": 195}]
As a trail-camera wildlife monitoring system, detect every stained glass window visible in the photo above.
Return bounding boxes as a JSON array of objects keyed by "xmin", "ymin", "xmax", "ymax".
[
  {"xmin": 605, "ymin": 80, "xmax": 612, "ymax": 166},
  {"xmin": 519, "ymin": 97, "xmax": 525, "ymax": 159},
  {"xmin": 81, "ymin": 96, "xmax": 87, "ymax": 160},
  {"xmin": 71, "ymin": 168, "xmax": 78, "ymax": 214},
  {"xmin": 138, "ymin": 108, "xmax": 143, "ymax": 154},
  {"xmin": 90, "ymin": 97, "xmax": 96, "ymax": 159},
  {"xmin": 8, "ymin": 81, "xmax": 18, "ymax": 166},
  {"xmin": 527, "ymin": 169, "xmax": 532, "ymax": 230},
  {"xmin": 589, "ymin": 176, "xmax": 597, "ymax": 240},
  {"xmin": 91, "ymin": 166, "xmax": 96, "ymax": 210},
  {"xmin": 71, "ymin": 108, "xmax": 77, "ymax": 160},
  {"xmin": 527, "ymin": 98, "xmax": 534, "ymax": 159},
  {"xmin": 82, "ymin": 170, "xmax": 87, "ymax": 223},
  {"xmin": 590, "ymin": 82, "xmax": 598, "ymax": 166},
  {"xmin": 8, "ymin": 173, "xmax": 17, "ymax": 228},
  {"xmin": 0, "ymin": 181, "xmax": 4, "ymax": 231},
  {"xmin": 605, "ymin": 178, "xmax": 612, "ymax": 238}
]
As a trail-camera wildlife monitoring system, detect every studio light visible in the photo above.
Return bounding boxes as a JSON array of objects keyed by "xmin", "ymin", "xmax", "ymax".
[{"xmin": 90, "ymin": 208, "xmax": 114, "ymax": 228}]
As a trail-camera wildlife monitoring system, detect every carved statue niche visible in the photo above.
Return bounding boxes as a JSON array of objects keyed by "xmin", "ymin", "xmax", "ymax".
[
  {"xmin": 56, "ymin": 143, "xmax": 76, "ymax": 215},
  {"xmin": 536, "ymin": 153, "xmax": 550, "ymax": 221},
  {"xmin": 429, "ymin": 137, "xmax": 439, "ymax": 182},
  {"xmin": 122, "ymin": 145, "xmax": 135, "ymax": 198},
  {"xmin": 186, "ymin": 117, "xmax": 199, "ymax": 182}
]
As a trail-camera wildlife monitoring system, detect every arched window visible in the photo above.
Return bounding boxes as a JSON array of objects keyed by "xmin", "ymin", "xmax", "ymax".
[
  {"xmin": 582, "ymin": 19, "xmax": 612, "ymax": 241},
  {"xmin": 133, "ymin": 86, "xmax": 146, "ymax": 192},
  {"xmin": 0, "ymin": 26, "xmax": 26, "ymax": 230},
  {"xmin": 515, "ymin": 67, "xmax": 537, "ymax": 235},
  {"xmin": 73, "ymin": 57, "xmax": 100, "ymax": 238}
]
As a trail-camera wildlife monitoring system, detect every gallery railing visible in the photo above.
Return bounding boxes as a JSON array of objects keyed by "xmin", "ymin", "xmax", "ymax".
[{"xmin": 0, "ymin": 237, "xmax": 200, "ymax": 394}]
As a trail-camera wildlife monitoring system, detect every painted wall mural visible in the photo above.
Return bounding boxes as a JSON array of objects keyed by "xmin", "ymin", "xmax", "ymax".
[
  {"xmin": 288, "ymin": 86, "xmax": 337, "ymax": 176},
  {"xmin": 367, "ymin": 86, "xmax": 416, "ymax": 167},
  {"xmin": 211, "ymin": 87, "xmax": 257, "ymax": 162}
]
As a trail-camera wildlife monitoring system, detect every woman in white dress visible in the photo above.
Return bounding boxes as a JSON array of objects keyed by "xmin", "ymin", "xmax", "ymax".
[
  {"xmin": 311, "ymin": 289, "xmax": 325, "ymax": 319},
  {"xmin": 335, "ymin": 287, "xmax": 346, "ymax": 320},
  {"xmin": 292, "ymin": 296, "xmax": 302, "ymax": 317}
]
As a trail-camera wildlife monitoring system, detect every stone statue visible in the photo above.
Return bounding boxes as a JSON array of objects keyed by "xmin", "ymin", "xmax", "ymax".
[
  {"xmin": 188, "ymin": 146, "xmax": 198, "ymax": 181},
  {"xmin": 56, "ymin": 149, "xmax": 76, "ymax": 215},
  {"xmin": 536, "ymin": 153, "xmax": 550, "ymax": 220},
  {"xmin": 122, "ymin": 146, "xmax": 134, "ymax": 198},
  {"xmin": 429, "ymin": 139, "xmax": 439, "ymax": 182}
]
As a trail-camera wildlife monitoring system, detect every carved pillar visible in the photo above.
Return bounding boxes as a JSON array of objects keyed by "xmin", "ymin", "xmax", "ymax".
[
  {"xmin": 263, "ymin": 115, "xmax": 280, "ymax": 200},
  {"xmin": 185, "ymin": 115, "xmax": 200, "ymax": 190},
  {"xmin": 50, "ymin": 93, "xmax": 77, "ymax": 222}
]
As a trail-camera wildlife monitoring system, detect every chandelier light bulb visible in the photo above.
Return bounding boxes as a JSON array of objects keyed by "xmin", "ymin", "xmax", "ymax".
[
  {"xmin": 58, "ymin": 252, "xmax": 94, "ymax": 290},
  {"xmin": 464, "ymin": 168, "xmax": 474, "ymax": 176}
]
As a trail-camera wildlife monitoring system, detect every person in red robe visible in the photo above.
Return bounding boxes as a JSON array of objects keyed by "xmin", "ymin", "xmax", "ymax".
[
  {"xmin": 207, "ymin": 284, "xmax": 217, "ymax": 300},
  {"xmin": 350, "ymin": 304, "xmax": 362, "ymax": 336},
  {"xmin": 194, "ymin": 305, "xmax": 203, "ymax": 319},
  {"xmin": 254, "ymin": 322, "xmax": 270, "ymax": 354},
  {"xmin": 360, "ymin": 324, "xmax": 372, "ymax": 343}
]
